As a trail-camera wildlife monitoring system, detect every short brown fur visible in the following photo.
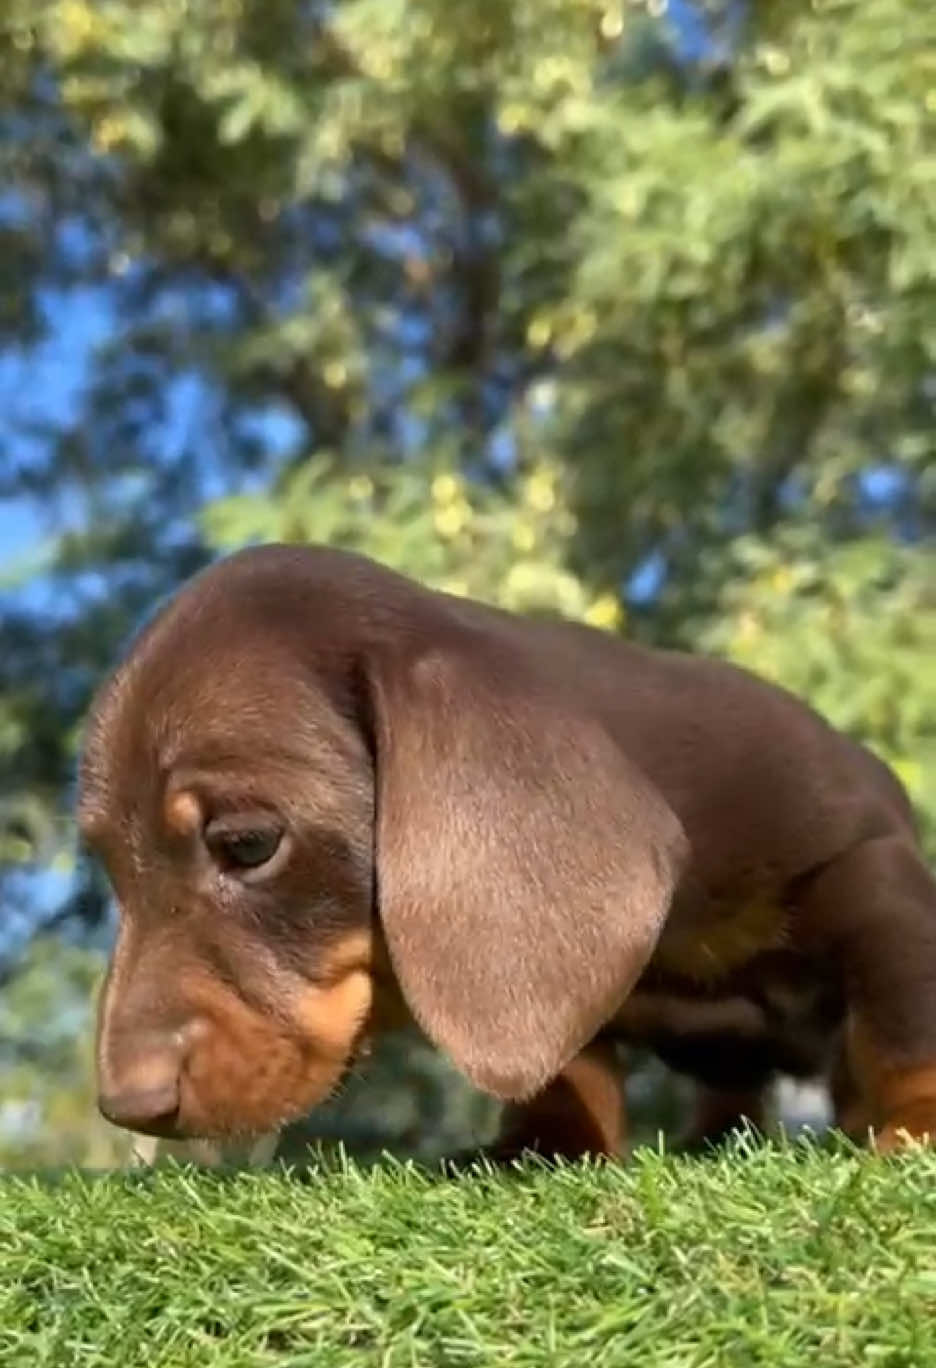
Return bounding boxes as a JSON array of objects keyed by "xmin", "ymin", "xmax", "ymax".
[{"xmin": 78, "ymin": 544, "xmax": 936, "ymax": 1156}]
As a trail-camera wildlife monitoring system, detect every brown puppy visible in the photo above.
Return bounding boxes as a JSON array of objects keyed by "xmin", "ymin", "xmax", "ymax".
[{"xmin": 78, "ymin": 543, "xmax": 936, "ymax": 1160}]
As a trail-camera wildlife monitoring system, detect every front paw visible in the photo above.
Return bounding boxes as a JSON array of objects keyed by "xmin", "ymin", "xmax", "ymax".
[{"xmin": 874, "ymin": 1102, "xmax": 936, "ymax": 1153}]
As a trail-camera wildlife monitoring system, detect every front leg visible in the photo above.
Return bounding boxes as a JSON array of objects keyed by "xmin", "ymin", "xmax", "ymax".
[
  {"xmin": 827, "ymin": 1035, "xmax": 873, "ymax": 1143},
  {"xmin": 487, "ymin": 1039, "xmax": 626, "ymax": 1163},
  {"xmin": 797, "ymin": 834, "xmax": 936, "ymax": 1151},
  {"xmin": 679, "ymin": 1082, "xmax": 768, "ymax": 1152}
]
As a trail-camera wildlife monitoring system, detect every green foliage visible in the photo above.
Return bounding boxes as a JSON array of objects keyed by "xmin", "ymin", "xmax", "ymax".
[
  {"xmin": 0, "ymin": 940, "xmax": 131, "ymax": 1170},
  {"xmin": 697, "ymin": 534, "xmax": 936, "ymax": 848},
  {"xmin": 3, "ymin": 1142, "xmax": 936, "ymax": 1365},
  {"xmin": 0, "ymin": 0, "xmax": 932, "ymax": 1165},
  {"xmin": 203, "ymin": 453, "xmax": 625, "ymax": 623}
]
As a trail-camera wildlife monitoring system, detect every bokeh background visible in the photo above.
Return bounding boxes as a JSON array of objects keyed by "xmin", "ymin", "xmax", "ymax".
[{"xmin": 0, "ymin": 0, "xmax": 933, "ymax": 1169}]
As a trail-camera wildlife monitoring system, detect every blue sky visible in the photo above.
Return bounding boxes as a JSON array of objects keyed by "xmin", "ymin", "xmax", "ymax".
[
  {"xmin": 0, "ymin": 281, "xmax": 115, "ymax": 566},
  {"xmin": 0, "ymin": 0, "xmax": 917, "ymax": 589},
  {"xmin": 0, "ymin": 0, "xmax": 729, "ymax": 577}
]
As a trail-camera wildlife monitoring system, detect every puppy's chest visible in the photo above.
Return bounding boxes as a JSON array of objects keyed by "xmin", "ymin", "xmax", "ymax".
[
  {"xmin": 651, "ymin": 888, "xmax": 791, "ymax": 984},
  {"xmin": 613, "ymin": 958, "xmax": 841, "ymax": 1085},
  {"xmin": 611, "ymin": 893, "xmax": 844, "ymax": 1080}
]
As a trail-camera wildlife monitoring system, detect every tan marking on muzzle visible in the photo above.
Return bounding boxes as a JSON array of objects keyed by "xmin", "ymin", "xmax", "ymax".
[{"xmin": 291, "ymin": 928, "xmax": 377, "ymax": 1058}]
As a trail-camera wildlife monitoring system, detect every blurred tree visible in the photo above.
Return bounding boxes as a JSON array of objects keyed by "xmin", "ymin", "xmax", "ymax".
[
  {"xmin": 0, "ymin": 0, "xmax": 932, "ymax": 1164},
  {"xmin": 0, "ymin": 937, "xmax": 131, "ymax": 1167}
]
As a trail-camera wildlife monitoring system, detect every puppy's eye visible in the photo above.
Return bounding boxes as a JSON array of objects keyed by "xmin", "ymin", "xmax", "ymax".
[{"xmin": 205, "ymin": 822, "xmax": 283, "ymax": 872}]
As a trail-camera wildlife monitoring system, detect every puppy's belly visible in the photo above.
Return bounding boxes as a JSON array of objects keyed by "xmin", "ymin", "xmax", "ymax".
[{"xmin": 609, "ymin": 965, "xmax": 844, "ymax": 1091}]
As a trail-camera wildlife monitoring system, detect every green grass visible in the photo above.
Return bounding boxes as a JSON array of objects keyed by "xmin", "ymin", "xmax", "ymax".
[{"xmin": 2, "ymin": 1137, "xmax": 935, "ymax": 1367}]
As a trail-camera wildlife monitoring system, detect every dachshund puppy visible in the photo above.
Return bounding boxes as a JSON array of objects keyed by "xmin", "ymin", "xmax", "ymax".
[{"xmin": 77, "ymin": 544, "xmax": 936, "ymax": 1161}]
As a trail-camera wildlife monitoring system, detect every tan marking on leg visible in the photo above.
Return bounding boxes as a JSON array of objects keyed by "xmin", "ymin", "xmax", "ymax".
[
  {"xmin": 875, "ymin": 1068, "xmax": 936, "ymax": 1151},
  {"xmin": 493, "ymin": 1040, "xmax": 625, "ymax": 1162},
  {"xmin": 847, "ymin": 1014, "xmax": 936, "ymax": 1150}
]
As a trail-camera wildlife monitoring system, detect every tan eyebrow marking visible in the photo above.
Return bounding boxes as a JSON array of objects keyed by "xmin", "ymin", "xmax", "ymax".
[{"xmin": 164, "ymin": 788, "xmax": 203, "ymax": 836}]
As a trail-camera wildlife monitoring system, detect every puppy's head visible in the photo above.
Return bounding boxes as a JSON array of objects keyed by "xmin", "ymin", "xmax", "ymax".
[{"xmin": 79, "ymin": 544, "xmax": 686, "ymax": 1142}]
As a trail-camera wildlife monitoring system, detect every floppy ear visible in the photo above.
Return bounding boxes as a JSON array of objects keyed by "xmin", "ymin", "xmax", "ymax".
[{"xmin": 367, "ymin": 637, "xmax": 688, "ymax": 1101}]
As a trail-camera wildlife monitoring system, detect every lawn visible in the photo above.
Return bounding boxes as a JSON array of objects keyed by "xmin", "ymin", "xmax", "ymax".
[{"xmin": 2, "ymin": 1137, "xmax": 934, "ymax": 1367}]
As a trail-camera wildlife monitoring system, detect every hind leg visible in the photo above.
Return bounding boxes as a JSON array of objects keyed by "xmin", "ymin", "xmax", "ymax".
[{"xmin": 796, "ymin": 834, "xmax": 936, "ymax": 1151}]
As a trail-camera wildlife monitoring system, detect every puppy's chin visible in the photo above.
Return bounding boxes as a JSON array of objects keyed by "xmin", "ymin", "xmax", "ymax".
[{"xmin": 172, "ymin": 1044, "xmax": 360, "ymax": 1143}]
